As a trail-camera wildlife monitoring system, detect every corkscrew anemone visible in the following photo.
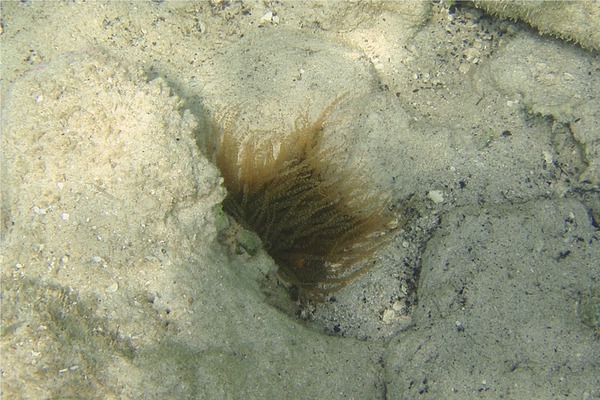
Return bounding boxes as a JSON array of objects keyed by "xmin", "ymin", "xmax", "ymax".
[{"xmin": 202, "ymin": 101, "xmax": 397, "ymax": 300}]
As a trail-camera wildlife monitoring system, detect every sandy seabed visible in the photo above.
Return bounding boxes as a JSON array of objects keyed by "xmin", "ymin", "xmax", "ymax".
[{"xmin": 1, "ymin": 2, "xmax": 598, "ymax": 399}]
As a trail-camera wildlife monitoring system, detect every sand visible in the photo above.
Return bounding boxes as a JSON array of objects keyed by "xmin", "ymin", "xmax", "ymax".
[{"xmin": 1, "ymin": 1, "xmax": 598, "ymax": 399}]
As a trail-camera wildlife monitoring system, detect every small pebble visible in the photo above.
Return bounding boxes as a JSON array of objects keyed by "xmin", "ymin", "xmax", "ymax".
[
  {"xmin": 428, "ymin": 190, "xmax": 444, "ymax": 204},
  {"xmin": 33, "ymin": 206, "xmax": 46, "ymax": 215},
  {"xmin": 258, "ymin": 11, "xmax": 273, "ymax": 26},
  {"xmin": 107, "ymin": 282, "xmax": 119, "ymax": 293},
  {"xmin": 455, "ymin": 320, "xmax": 464, "ymax": 332},
  {"xmin": 382, "ymin": 309, "xmax": 395, "ymax": 324},
  {"xmin": 392, "ymin": 300, "xmax": 406, "ymax": 313}
]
